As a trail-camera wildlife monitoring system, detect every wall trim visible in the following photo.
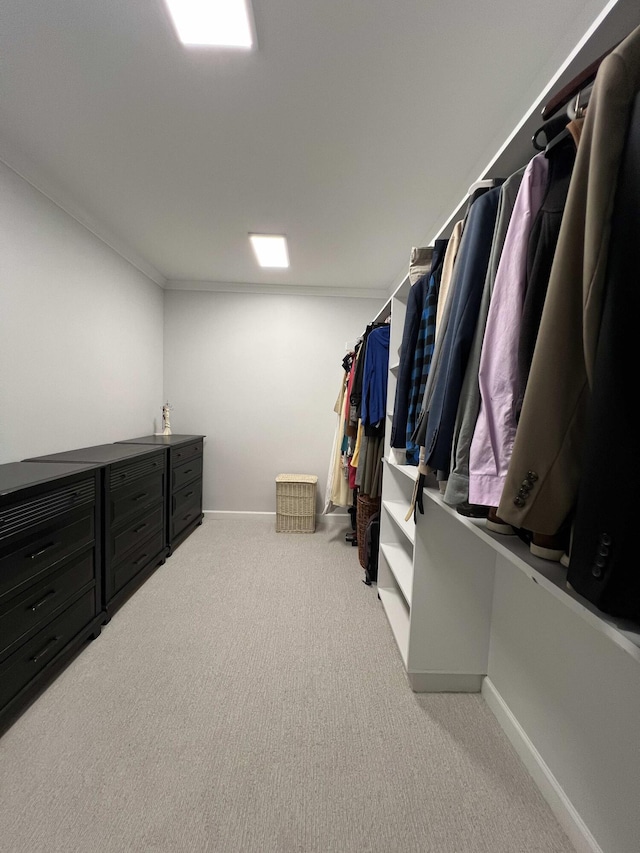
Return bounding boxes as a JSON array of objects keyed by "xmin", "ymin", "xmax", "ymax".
[
  {"xmin": 0, "ymin": 150, "xmax": 166, "ymax": 288},
  {"xmin": 204, "ymin": 510, "xmax": 350, "ymax": 526},
  {"xmin": 482, "ymin": 677, "xmax": 603, "ymax": 853},
  {"xmin": 205, "ymin": 510, "xmax": 275, "ymax": 520},
  {"xmin": 166, "ymin": 279, "xmax": 388, "ymax": 300}
]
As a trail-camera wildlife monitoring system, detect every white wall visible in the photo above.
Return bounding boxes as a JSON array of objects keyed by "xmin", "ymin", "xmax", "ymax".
[
  {"xmin": 0, "ymin": 161, "xmax": 164, "ymax": 463},
  {"xmin": 163, "ymin": 289, "xmax": 384, "ymax": 513}
]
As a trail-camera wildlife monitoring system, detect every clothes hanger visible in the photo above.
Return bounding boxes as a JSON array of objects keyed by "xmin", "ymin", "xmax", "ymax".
[
  {"xmin": 532, "ymin": 81, "xmax": 592, "ymax": 153},
  {"xmin": 532, "ymin": 112, "xmax": 570, "ymax": 151},
  {"xmin": 540, "ymin": 44, "xmax": 616, "ymax": 120},
  {"xmin": 543, "ymin": 85, "xmax": 591, "ymax": 156}
]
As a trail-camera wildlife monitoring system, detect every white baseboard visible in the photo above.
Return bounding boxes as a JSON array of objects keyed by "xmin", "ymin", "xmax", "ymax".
[
  {"xmin": 317, "ymin": 512, "xmax": 350, "ymax": 526},
  {"xmin": 482, "ymin": 678, "xmax": 602, "ymax": 853},
  {"xmin": 408, "ymin": 671, "xmax": 483, "ymax": 693},
  {"xmin": 203, "ymin": 510, "xmax": 350, "ymax": 526},
  {"xmin": 204, "ymin": 510, "xmax": 275, "ymax": 520}
]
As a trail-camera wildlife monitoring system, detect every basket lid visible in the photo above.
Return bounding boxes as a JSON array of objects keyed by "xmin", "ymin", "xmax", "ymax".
[{"xmin": 276, "ymin": 473, "xmax": 318, "ymax": 484}]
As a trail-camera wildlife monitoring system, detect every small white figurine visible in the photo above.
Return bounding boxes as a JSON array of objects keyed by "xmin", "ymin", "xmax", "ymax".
[{"xmin": 162, "ymin": 401, "xmax": 173, "ymax": 435}]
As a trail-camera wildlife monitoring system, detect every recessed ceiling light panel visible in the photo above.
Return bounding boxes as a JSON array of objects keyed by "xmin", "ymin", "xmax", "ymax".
[
  {"xmin": 164, "ymin": 0, "xmax": 254, "ymax": 48},
  {"xmin": 249, "ymin": 234, "xmax": 290, "ymax": 268}
]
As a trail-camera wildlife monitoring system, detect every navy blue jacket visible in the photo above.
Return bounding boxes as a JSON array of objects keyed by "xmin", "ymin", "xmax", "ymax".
[{"xmin": 419, "ymin": 187, "xmax": 501, "ymax": 475}]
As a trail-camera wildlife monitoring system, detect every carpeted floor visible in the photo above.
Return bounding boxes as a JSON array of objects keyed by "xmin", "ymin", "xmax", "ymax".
[{"xmin": 0, "ymin": 516, "xmax": 576, "ymax": 852}]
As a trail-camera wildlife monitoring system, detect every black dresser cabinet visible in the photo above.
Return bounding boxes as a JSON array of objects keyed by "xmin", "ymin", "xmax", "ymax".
[
  {"xmin": 0, "ymin": 461, "xmax": 104, "ymax": 732},
  {"xmin": 25, "ymin": 445, "xmax": 169, "ymax": 618},
  {"xmin": 116, "ymin": 435, "xmax": 204, "ymax": 554}
]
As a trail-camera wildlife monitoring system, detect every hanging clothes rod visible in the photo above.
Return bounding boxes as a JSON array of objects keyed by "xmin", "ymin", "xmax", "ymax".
[
  {"xmin": 532, "ymin": 80, "xmax": 595, "ymax": 151},
  {"xmin": 540, "ymin": 42, "xmax": 618, "ymax": 120}
]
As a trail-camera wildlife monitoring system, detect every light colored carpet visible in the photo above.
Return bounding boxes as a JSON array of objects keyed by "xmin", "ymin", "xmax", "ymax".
[{"xmin": 0, "ymin": 516, "xmax": 575, "ymax": 852}]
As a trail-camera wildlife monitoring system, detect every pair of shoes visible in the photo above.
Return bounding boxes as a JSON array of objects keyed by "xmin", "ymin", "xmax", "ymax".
[
  {"xmin": 485, "ymin": 507, "xmax": 516, "ymax": 535},
  {"xmin": 529, "ymin": 516, "xmax": 572, "ymax": 562},
  {"xmin": 530, "ymin": 532, "xmax": 566, "ymax": 561},
  {"xmin": 456, "ymin": 501, "xmax": 490, "ymax": 519}
]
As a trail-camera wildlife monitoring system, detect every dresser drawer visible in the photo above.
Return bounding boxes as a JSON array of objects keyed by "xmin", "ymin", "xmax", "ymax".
[
  {"xmin": 109, "ymin": 454, "xmax": 164, "ymax": 492},
  {"xmin": 110, "ymin": 471, "xmax": 164, "ymax": 527},
  {"xmin": 111, "ymin": 504, "xmax": 164, "ymax": 565},
  {"xmin": 112, "ymin": 528, "xmax": 165, "ymax": 596},
  {"xmin": 171, "ymin": 493, "xmax": 202, "ymax": 541},
  {"xmin": 172, "ymin": 456, "xmax": 203, "ymax": 492},
  {"xmin": 172, "ymin": 479, "xmax": 202, "ymax": 515},
  {"xmin": 0, "ymin": 590, "xmax": 96, "ymax": 710},
  {"xmin": 0, "ymin": 478, "xmax": 95, "ymax": 545},
  {"xmin": 0, "ymin": 509, "xmax": 95, "ymax": 602},
  {"xmin": 171, "ymin": 440, "xmax": 203, "ymax": 467},
  {"xmin": 0, "ymin": 550, "xmax": 95, "ymax": 661}
]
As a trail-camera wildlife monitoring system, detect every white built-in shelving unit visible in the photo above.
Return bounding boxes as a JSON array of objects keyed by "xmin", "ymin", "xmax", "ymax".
[{"xmin": 373, "ymin": 4, "xmax": 640, "ymax": 852}]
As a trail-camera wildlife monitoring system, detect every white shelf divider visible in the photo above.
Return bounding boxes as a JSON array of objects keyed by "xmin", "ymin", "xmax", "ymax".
[
  {"xmin": 382, "ymin": 500, "xmax": 415, "ymax": 545},
  {"xmin": 380, "ymin": 542, "xmax": 413, "ymax": 606},
  {"xmin": 378, "ymin": 586, "xmax": 409, "ymax": 666}
]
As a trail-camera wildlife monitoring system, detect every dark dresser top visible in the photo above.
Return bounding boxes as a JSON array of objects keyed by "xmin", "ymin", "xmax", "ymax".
[
  {"xmin": 0, "ymin": 460, "xmax": 101, "ymax": 497},
  {"xmin": 116, "ymin": 434, "xmax": 205, "ymax": 447},
  {"xmin": 24, "ymin": 444, "xmax": 164, "ymax": 465}
]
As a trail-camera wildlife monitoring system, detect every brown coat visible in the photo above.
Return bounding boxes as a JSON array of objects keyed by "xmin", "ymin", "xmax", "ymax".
[{"xmin": 497, "ymin": 24, "xmax": 640, "ymax": 535}]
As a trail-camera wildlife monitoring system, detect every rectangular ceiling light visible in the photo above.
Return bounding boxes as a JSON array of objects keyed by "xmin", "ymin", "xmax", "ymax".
[
  {"xmin": 164, "ymin": 0, "xmax": 254, "ymax": 48},
  {"xmin": 249, "ymin": 234, "xmax": 290, "ymax": 268}
]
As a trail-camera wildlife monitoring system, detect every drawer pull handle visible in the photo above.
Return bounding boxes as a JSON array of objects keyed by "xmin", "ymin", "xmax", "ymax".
[
  {"xmin": 28, "ymin": 590, "xmax": 56, "ymax": 612},
  {"xmin": 183, "ymin": 513, "xmax": 192, "ymax": 520},
  {"xmin": 119, "ymin": 473, "xmax": 127, "ymax": 479},
  {"xmin": 133, "ymin": 553, "xmax": 148, "ymax": 566},
  {"xmin": 28, "ymin": 542, "xmax": 56, "ymax": 560},
  {"xmin": 133, "ymin": 492, "xmax": 148, "ymax": 502},
  {"xmin": 183, "ymin": 469, "xmax": 193, "ymax": 474},
  {"xmin": 134, "ymin": 523, "xmax": 148, "ymax": 534},
  {"xmin": 31, "ymin": 636, "xmax": 61, "ymax": 663},
  {"xmin": 184, "ymin": 491, "xmax": 194, "ymax": 498}
]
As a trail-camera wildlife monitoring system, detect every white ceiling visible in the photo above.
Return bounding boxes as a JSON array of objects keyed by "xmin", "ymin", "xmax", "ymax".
[{"xmin": 0, "ymin": 1, "xmax": 638, "ymax": 297}]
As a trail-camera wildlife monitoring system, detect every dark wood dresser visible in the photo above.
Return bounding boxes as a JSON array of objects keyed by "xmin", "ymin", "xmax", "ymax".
[
  {"xmin": 115, "ymin": 435, "xmax": 204, "ymax": 554},
  {"xmin": 0, "ymin": 461, "xmax": 104, "ymax": 732},
  {"xmin": 25, "ymin": 445, "xmax": 169, "ymax": 618}
]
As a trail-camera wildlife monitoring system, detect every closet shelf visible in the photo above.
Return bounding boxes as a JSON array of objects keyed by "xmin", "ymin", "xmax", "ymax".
[
  {"xmin": 377, "ymin": 587, "xmax": 409, "ymax": 665},
  {"xmin": 382, "ymin": 499, "xmax": 415, "ymax": 545},
  {"xmin": 386, "ymin": 461, "xmax": 418, "ymax": 483},
  {"xmin": 390, "ymin": 362, "xmax": 400, "ymax": 374},
  {"xmin": 424, "ymin": 487, "xmax": 640, "ymax": 661},
  {"xmin": 380, "ymin": 543, "xmax": 413, "ymax": 606}
]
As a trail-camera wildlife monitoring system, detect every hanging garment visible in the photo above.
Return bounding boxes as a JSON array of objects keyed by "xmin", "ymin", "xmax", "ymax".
[
  {"xmin": 390, "ymin": 273, "xmax": 430, "ymax": 451},
  {"xmin": 354, "ymin": 323, "xmax": 390, "ymax": 498},
  {"xmin": 344, "ymin": 348, "xmax": 359, "ymax": 439},
  {"xmin": 497, "ymin": 23, "xmax": 640, "ymax": 536},
  {"xmin": 361, "ymin": 324, "xmax": 390, "ymax": 434},
  {"xmin": 416, "ymin": 186, "xmax": 501, "ymax": 478},
  {"xmin": 408, "ymin": 245, "xmax": 434, "ymax": 285},
  {"xmin": 404, "ymin": 239, "xmax": 448, "ymax": 464},
  {"xmin": 566, "ymin": 88, "xmax": 640, "ymax": 618},
  {"xmin": 359, "ymin": 433, "xmax": 385, "ymax": 499},
  {"xmin": 412, "ymin": 189, "xmax": 495, "ymax": 456},
  {"xmin": 323, "ymin": 369, "xmax": 351, "ymax": 513},
  {"xmin": 443, "ymin": 165, "xmax": 526, "ymax": 507},
  {"xmin": 514, "ymin": 122, "xmax": 582, "ymax": 420},
  {"xmin": 467, "ymin": 153, "xmax": 550, "ymax": 508},
  {"xmin": 350, "ymin": 322, "xmax": 385, "ymax": 424},
  {"xmin": 435, "ymin": 220, "xmax": 464, "ymax": 340}
]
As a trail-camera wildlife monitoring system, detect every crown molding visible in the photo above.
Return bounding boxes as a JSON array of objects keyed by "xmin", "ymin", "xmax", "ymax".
[
  {"xmin": 166, "ymin": 279, "xmax": 388, "ymax": 300},
  {"xmin": 0, "ymin": 146, "xmax": 167, "ymax": 287}
]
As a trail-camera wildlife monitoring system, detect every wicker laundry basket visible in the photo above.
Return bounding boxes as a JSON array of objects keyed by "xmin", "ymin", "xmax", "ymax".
[
  {"xmin": 275, "ymin": 474, "xmax": 318, "ymax": 533},
  {"xmin": 357, "ymin": 493, "xmax": 381, "ymax": 568}
]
